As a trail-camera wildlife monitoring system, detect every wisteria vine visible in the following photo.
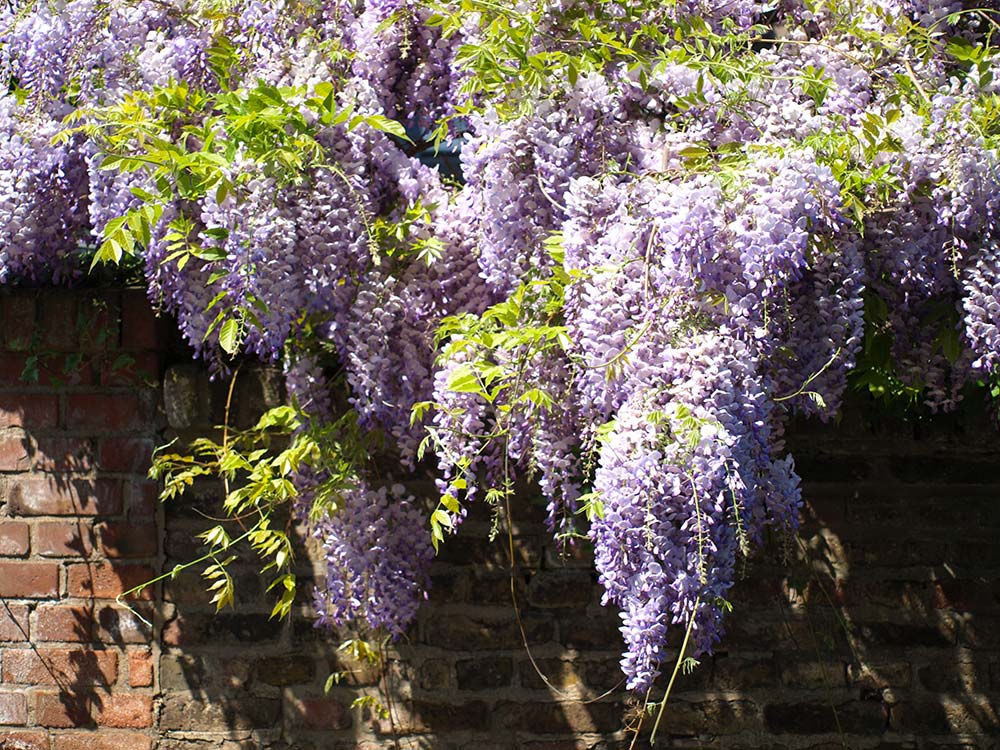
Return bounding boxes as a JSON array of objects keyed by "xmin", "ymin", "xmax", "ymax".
[{"xmin": 4, "ymin": 0, "xmax": 1000, "ymax": 695}]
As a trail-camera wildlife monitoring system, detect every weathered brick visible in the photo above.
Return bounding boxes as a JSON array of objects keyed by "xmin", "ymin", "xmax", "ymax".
[
  {"xmin": 916, "ymin": 661, "xmax": 988, "ymax": 693},
  {"xmin": 162, "ymin": 365, "xmax": 210, "ymax": 430},
  {"xmin": 846, "ymin": 661, "xmax": 912, "ymax": 691},
  {"xmin": 518, "ymin": 659, "xmax": 582, "ymax": 691},
  {"xmin": 34, "ymin": 604, "xmax": 96, "ymax": 642},
  {"xmin": 0, "ymin": 394, "xmax": 59, "ymax": 429},
  {"xmin": 378, "ymin": 700, "xmax": 491, "ymax": 735},
  {"xmin": 778, "ymin": 659, "xmax": 847, "ymax": 689},
  {"xmin": 53, "ymin": 732, "xmax": 152, "ymax": 750},
  {"xmin": 35, "ymin": 691, "xmax": 93, "ymax": 727},
  {"xmin": 960, "ymin": 616, "xmax": 1000, "ymax": 649},
  {"xmin": 96, "ymin": 604, "xmax": 153, "ymax": 645},
  {"xmin": 32, "ymin": 437, "xmax": 95, "ymax": 473},
  {"xmin": 161, "ymin": 612, "xmax": 283, "ymax": 647},
  {"xmin": 97, "ymin": 439, "xmax": 153, "ymax": 474},
  {"xmin": 712, "ymin": 656, "xmax": 777, "ymax": 690},
  {"xmin": 39, "ymin": 295, "xmax": 80, "ymax": 351},
  {"xmin": 0, "ymin": 522, "xmax": 30, "ymax": 556},
  {"xmin": 0, "ymin": 561, "xmax": 59, "ymax": 598},
  {"xmin": 0, "ymin": 353, "xmax": 94, "ymax": 387},
  {"xmin": 0, "ymin": 730, "xmax": 48, "ymax": 750},
  {"xmin": 851, "ymin": 620, "xmax": 957, "ymax": 648},
  {"xmin": 99, "ymin": 352, "xmax": 161, "ymax": 388},
  {"xmin": 0, "ymin": 434, "xmax": 30, "ymax": 471},
  {"xmin": 159, "ymin": 694, "xmax": 279, "ymax": 731},
  {"xmin": 2, "ymin": 295, "xmax": 37, "ymax": 351},
  {"xmin": 558, "ymin": 613, "xmax": 622, "ymax": 651},
  {"xmin": 423, "ymin": 614, "xmax": 554, "ymax": 651},
  {"xmin": 34, "ymin": 521, "xmax": 95, "ymax": 557},
  {"xmin": 765, "ymin": 702, "xmax": 887, "ymax": 734},
  {"xmin": 128, "ymin": 649, "xmax": 153, "ymax": 688},
  {"xmin": 121, "ymin": 290, "xmax": 164, "ymax": 351},
  {"xmin": 583, "ymin": 657, "xmax": 633, "ymax": 693},
  {"xmin": 125, "ymin": 481, "xmax": 158, "ymax": 520},
  {"xmin": 464, "ymin": 569, "xmax": 525, "ymax": 606},
  {"xmin": 491, "ymin": 701, "xmax": 620, "ymax": 734},
  {"xmin": 8, "ymin": 477, "xmax": 122, "ymax": 517},
  {"xmin": 158, "ymin": 654, "xmax": 251, "ymax": 692},
  {"xmin": 0, "ymin": 603, "xmax": 30, "ymax": 642},
  {"xmin": 527, "ymin": 572, "xmax": 595, "ymax": 609},
  {"xmin": 417, "ymin": 659, "xmax": 453, "ymax": 690},
  {"xmin": 96, "ymin": 522, "xmax": 157, "ymax": 558},
  {"xmin": 890, "ymin": 700, "xmax": 999, "ymax": 735},
  {"xmin": 65, "ymin": 394, "xmax": 142, "ymax": 432},
  {"xmin": 286, "ymin": 695, "xmax": 351, "ymax": 731},
  {"xmin": 0, "ymin": 692, "xmax": 28, "ymax": 725},
  {"xmin": 456, "ymin": 657, "xmax": 513, "ymax": 690},
  {"xmin": 66, "ymin": 563, "xmax": 155, "ymax": 600},
  {"xmin": 94, "ymin": 695, "xmax": 153, "ymax": 729},
  {"xmin": 656, "ymin": 702, "xmax": 764, "ymax": 738},
  {"xmin": 1, "ymin": 648, "xmax": 117, "ymax": 686},
  {"xmin": 256, "ymin": 654, "xmax": 314, "ymax": 686},
  {"xmin": 327, "ymin": 650, "xmax": 379, "ymax": 688}
]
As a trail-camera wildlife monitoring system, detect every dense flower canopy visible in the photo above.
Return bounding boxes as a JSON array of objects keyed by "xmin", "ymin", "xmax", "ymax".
[{"xmin": 4, "ymin": 0, "xmax": 1000, "ymax": 692}]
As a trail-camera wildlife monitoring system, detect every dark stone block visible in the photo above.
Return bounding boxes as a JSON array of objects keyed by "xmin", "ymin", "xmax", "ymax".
[
  {"xmin": 160, "ymin": 694, "xmax": 281, "ymax": 731},
  {"xmin": 457, "ymin": 657, "xmax": 513, "ymax": 689}
]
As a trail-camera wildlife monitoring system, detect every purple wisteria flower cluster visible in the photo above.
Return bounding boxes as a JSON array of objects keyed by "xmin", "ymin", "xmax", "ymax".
[{"xmin": 4, "ymin": 0, "xmax": 1000, "ymax": 693}]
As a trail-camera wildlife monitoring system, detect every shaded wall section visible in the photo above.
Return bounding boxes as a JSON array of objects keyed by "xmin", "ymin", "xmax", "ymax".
[{"xmin": 0, "ymin": 287, "xmax": 998, "ymax": 749}]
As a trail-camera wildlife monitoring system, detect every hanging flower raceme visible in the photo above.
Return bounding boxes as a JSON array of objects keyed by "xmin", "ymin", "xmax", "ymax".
[{"xmin": 310, "ymin": 481, "xmax": 434, "ymax": 639}]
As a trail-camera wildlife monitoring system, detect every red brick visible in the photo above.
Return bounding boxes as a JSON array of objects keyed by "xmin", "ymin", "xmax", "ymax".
[
  {"xmin": 125, "ymin": 482, "xmax": 158, "ymax": 520},
  {"xmin": 34, "ymin": 604, "xmax": 96, "ymax": 642},
  {"xmin": 128, "ymin": 649, "xmax": 153, "ymax": 688},
  {"xmin": 8, "ymin": 477, "xmax": 122, "ymax": 516},
  {"xmin": 0, "ymin": 730, "xmax": 47, "ymax": 750},
  {"xmin": 96, "ymin": 523, "xmax": 157, "ymax": 559},
  {"xmin": 0, "ymin": 394, "xmax": 59, "ymax": 429},
  {"xmin": 0, "ymin": 522, "xmax": 30, "ymax": 556},
  {"xmin": 0, "ymin": 561, "xmax": 59, "ymax": 598},
  {"xmin": 34, "ymin": 522, "xmax": 95, "ymax": 558},
  {"xmin": 65, "ymin": 395, "xmax": 141, "ymax": 432},
  {"xmin": 35, "ymin": 691, "xmax": 92, "ymax": 727},
  {"xmin": 287, "ymin": 695, "xmax": 350, "ymax": 730},
  {"xmin": 0, "ymin": 434, "xmax": 29, "ymax": 471},
  {"xmin": 66, "ymin": 563, "xmax": 155, "ymax": 600},
  {"xmin": 99, "ymin": 352, "xmax": 160, "ymax": 388},
  {"xmin": 96, "ymin": 605, "xmax": 153, "ymax": 645},
  {"xmin": 97, "ymin": 439, "xmax": 153, "ymax": 475},
  {"xmin": 74, "ymin": 294, "xmax": 119, "ymax": 353},
  {"xmin": 53, "ymin": 732, "xmax": 152, "ymax": 750},
  {"xmin": 94, "ymin": 695, "xmax": 152, "ymax": 728},
  {"xmin": 0, "ymin": 603, "xmax": 30, "ymax": 642},
  {"xmin": 33, "ymin": 438, "xmax": 95, "ymax": 473},
  {"xmin": 121, "ymin": 290, "xmax": 162, "ymax": 351},
  {"xmin": 39, "ymin": 295, "xmax": 79, "ymax": 351},
  {"xmin": 0, "ymin": 355, "xmax": 31, "ymax": 386},
  {"xmin": 2, "ymin": 648, "xmax": 117, "ymax": 686},
  {"xmin": 0, "ymin": 354, "xmax": 94, "ymax": 388},
  {"xmin": 0, "ymin": 691, "xmax": 28, "ymax": 725},
  {"xmin": 2, "ymin": 295, "xmax": 37, "ymax": 351}
]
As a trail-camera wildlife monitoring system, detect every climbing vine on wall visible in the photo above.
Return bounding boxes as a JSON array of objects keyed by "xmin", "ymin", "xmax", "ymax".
[{"xmin": 3, "ymin": 0, "xmax": 1000, "ymax": 712}]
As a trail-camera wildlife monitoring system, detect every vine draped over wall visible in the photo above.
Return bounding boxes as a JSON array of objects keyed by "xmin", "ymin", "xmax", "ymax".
[{"xmin": 3, "ymin": 0, "xmax": 1000, "ymax": 722}]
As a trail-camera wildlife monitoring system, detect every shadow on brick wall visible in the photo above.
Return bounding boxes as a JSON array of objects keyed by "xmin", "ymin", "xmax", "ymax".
[
  {"xmin": 151, "ymin": 382, "xmax": 1000, "ymax": 749},
  {"xmin": 0, "ymin": 289, "xmax": 162, "ymax": 747}
]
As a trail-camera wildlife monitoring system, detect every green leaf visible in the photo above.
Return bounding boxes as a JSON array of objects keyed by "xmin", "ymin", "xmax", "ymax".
[
  {"xmin": 444, "ymin": 363, "xmax": 481, "ymax": 394},
  {"xmin": 362, "ymin": 114, "xmax": 411, "ymax": 142},
  {"xmin": 219, "ymin": 318, "xmax": 241, "ymax": 354}
]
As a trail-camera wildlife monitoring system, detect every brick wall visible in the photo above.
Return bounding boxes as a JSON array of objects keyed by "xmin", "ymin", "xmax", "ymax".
[
  {"xmin": 1, "ymin": 288, "xmax": 999, "ymax": 749},
  {"xmin": 0, "ymin": 289, "xmax": 164, "ymax": 750}
]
